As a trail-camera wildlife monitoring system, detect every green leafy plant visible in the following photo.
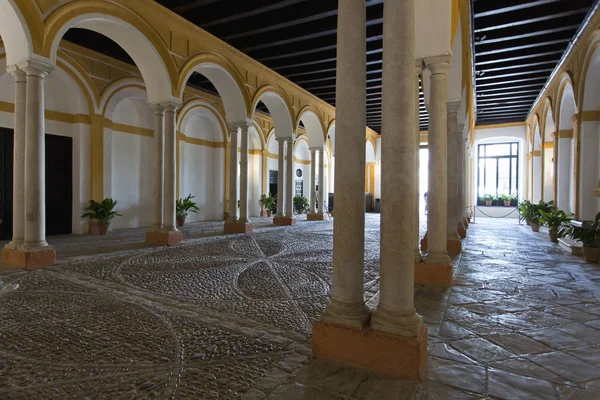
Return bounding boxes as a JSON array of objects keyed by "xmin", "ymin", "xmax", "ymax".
[
  {"xmin": 518, "ymin": 200, "xmax": 532, "ymax": 223},
  {"xmin": 81, "ymin": 198, "xmax": 122, "ymax": 224},
  {"xmin": 539, "ymin": 209, "xmax": 573, "ymax": 237},
  {"xmin": 499, "ymin": 194, "xmax": 511, "ymax": 202},
  {"xmin": 571, "ymin": 211, "xmax": 600, "ymax": 248},
  {"xmin": 260, "ymin": 193, "xmax": 277, "ymax": 213},
  {"xmin": 293, "ymin": 195, "xmax": 309, "ymax": 213},
  {"xmin": 482, "ymin": 194, "xmax": 496, "ymax": 202},
  {"xmin": 176, "ymin": 194, "xmax": 200, "ymax": 218}
]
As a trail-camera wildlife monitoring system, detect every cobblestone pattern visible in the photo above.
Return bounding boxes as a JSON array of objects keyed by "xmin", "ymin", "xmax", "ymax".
[{"xmin": 1, "ymin": 215, "xmax": 599, "ymax": 399}]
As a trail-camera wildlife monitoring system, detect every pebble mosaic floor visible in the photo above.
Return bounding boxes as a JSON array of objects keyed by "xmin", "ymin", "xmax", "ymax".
[{"xmin": 0, "ymin": 215, "xmax": 599, "ymax": 399}]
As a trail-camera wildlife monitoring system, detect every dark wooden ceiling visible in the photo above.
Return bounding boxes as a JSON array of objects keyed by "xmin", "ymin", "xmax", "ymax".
[
  {"xmin": 62, "ymin": 0, "xmax": 596, "ymax": 132},
  {"xmin": 472, "ymin": 0, "xmax": 595, "ymax": 126}
]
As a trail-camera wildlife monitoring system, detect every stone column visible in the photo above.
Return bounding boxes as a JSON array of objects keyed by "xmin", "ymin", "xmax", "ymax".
[
  {"xmin": 158, "ymin": 100, "xmax": 183, "ymax": 247},
  {"xmin": 414, "ymin": 62, "xmax": 422, "ymax": 262},
  {"xmin": 285, "ymin": 137, "xmax": 295, "ymax": 218},
  {"xmin": 456, "ymin": 124, "xmax": 467, "ymax": 237},
  {"xmin": 275, "ymin": 137, "xmax": 285, "ymax": 217},
  {"xmin": 309, "ymin": 147, "xmax": 317, "ymax": 213},
  {"xmin": 152, "ymin": 104, "xmax": 165, "ymax": 230},
  {"xmin": 446, "ymin": 102, "xmax": 461, "ymax": 254},
  {"xmin": 6, "ymin": 67, "xmax": 26, "ymax": 249},
  {"xmin": 423, "ymin": 55, "xmax": 451, "ymax": 268},
  {"xmin": 318, "ymin": 147, "xmax": 326, "ymax": 215},
  {"xmin": 228, "ymin": 124, "xmax": 239, "ymax": 222},
  {"xmin": 239, "ymin": 121, "xmax": 250, "ymax": 223},
  {"xmin": 320, "ymin": 0, "xmax": 369, "ymax": 327},
  {"xmin": 372, "ymin": 0, "xmax": 423, "ymax": 337}
]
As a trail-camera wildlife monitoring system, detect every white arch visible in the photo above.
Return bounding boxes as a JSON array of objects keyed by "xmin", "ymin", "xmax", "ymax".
[
  {"xmin": 255, "ymin": 92, "xmax": 294, "ymax": 138},
  {"xmin": 327, "ymin": 123, "xmax": 336, "ymax": 157},
  {"xmin": 559, "ymin": 82, "xmax": 577, "ymax": 130},
  {"xmin": 297, "ymin": 109, "xmax": 324, "ymax": 146},
  {"xmin": 543, "ymin": 106, "xmax": 555, "ymax": 142},
  {"xmin": 49, "ymin": 15, "xmax": 172, "ymax": 103},
  {"xmin": 0, "ymin": 0, "xmax": 33, "ymax": 66},
  {"xmin": 366, "ymin": 140, "xmax": 376, "ymax": 163},
  {"xmin": 543, "ymin": 106, "xmax": 555, "ymax": 201},
  {"xmin": 102, "ymin": 81, "xmax": 148, "ymax": 120},
  {"xmin": 180, "ymin": 63, "xmax": 247, "ymax": 124},
  {"xmin": 557, "ymin": 81, "xmax": 577, "ymax": 214}
]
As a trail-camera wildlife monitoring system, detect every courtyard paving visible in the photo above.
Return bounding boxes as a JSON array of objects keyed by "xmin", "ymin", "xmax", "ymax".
[{"xmin": 0, "ymin": 215, "xmax": 599, "ymax": 399}]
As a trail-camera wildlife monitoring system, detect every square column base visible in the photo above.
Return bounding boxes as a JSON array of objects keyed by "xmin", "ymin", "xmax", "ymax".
[
  {"xmin": 457, "ymin": 226, "xmax": 467, "ymax": 239},
  {"xmin": 224, "ymin": 221, "xmax": 254, "ymax": 233},
  {"xmin": 312, "ymin": 321, "xmax": 428, "ymax": 379},
  {"xmin": 420, "ymin": 236, "xmax": 462, "ymax": 255},
  {"xmin": 273, "ymin": 216, "xmax": 296, "ymax": 226},
  {"xmin": 415, "ymin": 261, "xmax": 453, "ymax": 286},
  {"xmin": 307, "ymin": 213, "xmax": 328, "ymax": 221},
  {"xmin": 1, "ymin": 247, "xmax": 56, "ymax": 270},
  {"xmin": 145, "ymin": 230, "xmax": 183, "ymax": 246}
]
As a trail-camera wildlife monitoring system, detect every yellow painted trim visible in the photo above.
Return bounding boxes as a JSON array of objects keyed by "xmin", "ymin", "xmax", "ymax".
[
  {"xmin": 293, "ymin": 157, "xmax": 311, "ymax": 165},
  {"xmin": 100, "ymin": 81, "xmax": 146, "ymax": 117},
  {"xmin": 13, "ymin": 0, "xmax": 44, "ymax": 54},
  {"xmin": 451, "ymin": 0, "xmax": 460, "ymax": 47},
  {"xmin": 594, "ymin": 181, "xmax": 600, "ymax": 197},
  {"xmin": 249, "ymin": 149, "xmax": 261, "ymax": 155},
  {"xmin": 0, "ymin": 100, "xmax": 93, "ymax": 124},
  {"xmin": 581, "ymin": 109, "xmax": 600, "ymax": 122},
  {"xmin": 532, "ymin": 150, "xmax": 541, "ymax": 157},
  {"xmin": 90, "ymin": 114, "xmax": 104, "ymax": 201},
  {"xmin": 558, "ymin": 129, "xmax": 574, "ymax": 138},
  {"xmin": 177, "ymin": 100, "xmax": 228, "ymax": 144},
  {"xmin": 110, "ymin": 122, "xmax": 153, "ymax": 137},
  {"xmin": 543, "ymin": 142, "xmax": 554, "ymax": 149},
  {"xmin": 177, "ymin": 131, "xmax": 225, "ymax": 148},
  {"xmin": 266, "ymin": 151, "xmax": 278, "ymax": 160}
]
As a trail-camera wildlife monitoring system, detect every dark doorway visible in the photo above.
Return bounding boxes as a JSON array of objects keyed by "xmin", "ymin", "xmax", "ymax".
[
  {"xmin": 0, "ymin": 129, "xmax": 72, "ymax": 240},
  {"xmin": 269, "ymin": 169, "xmax": 278, "ymax": 210}
]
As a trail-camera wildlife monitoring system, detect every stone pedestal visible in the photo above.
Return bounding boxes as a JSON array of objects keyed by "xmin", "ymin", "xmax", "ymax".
[
  {"xmin": 420, "ymin": 235, "xmax": 461, "ymax": 255},
  {"xmin": 224, "ymin": 221, "xmax": 254, "ymax": 233},
  {"xmin": 313, "ymin": 320, "xmax": 428, "ymax": 379},
  {"xmin": 457, "ymin": 226, "xmax": 467, "ymax": 239},
  {"xmin": 260, "ymin": 210, "xmax": 269, "ymax": 217},
  {"xmin": 145, "ymin": 230, "xmax": 183, "ymax": 246},
  {"xmin": 307, "ymin": 213, "xmax": 328, "ymax": 221},
  {"xmin": 414, "ymin": 261, "xmax": 453, "ymax": 286},
  {"xmin": 1, "ymin": 247, "xmax": 56, "ymax": 270},
  {"xmin": 273, "ymin": 216, "xmax": 296, "ymax": 226}
]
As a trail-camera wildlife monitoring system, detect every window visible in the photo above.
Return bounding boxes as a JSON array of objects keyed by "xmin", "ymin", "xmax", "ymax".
[{"xmin": 477, "ymin": 142, "xmax": 519, "ymax": 200}]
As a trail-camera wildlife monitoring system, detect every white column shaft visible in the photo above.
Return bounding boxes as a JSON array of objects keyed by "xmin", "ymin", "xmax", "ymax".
[
  {"xmin": 239, "ymin": 123, "xmax": 249, "ymax": 222},
  {"xmin": 285, "ymin": 138, "xmax": 294, "ymax": 217},
  {"xmin": 318, "ymin": 148, "xmax": 326, "ymax": 214},
  {"xmin": 153, "ymin": 105, "xmax": 165, "ymax": 230},
  {"xmin": 22, "ymin": 65, "xmax": 51, "ymax": 249},
  {"xmin": 228, "ymin": 125, "xmax": 239, "ymax": 221},
  {"xmin": 446, "ymin": 105, "xmax": 459, "ymax": 240},
  {"xmin": 414, "ymin": 66, "xmax": 422, "ymax": 261},
  {"xmin": 457, "ymin": 129, "xmax": 466, "ymax": 228},
  {"xmin": 276, "ymin": 138, "xmax": 285, "ymax": 217},
  {"xmin": 310, "ymin": 148, "xmax": 317, "ymax": 212},
  {"xmin": 372, "ymin": 0, "xmax": 422, "ymax": 336},
  {"xmin": 323, "ymin": 0, "xmax": 369, "ymax": 327},
  {"xmin": 163, "ymin": 104, "xmax": 178, "ymax": 231},
  {"xmin": 424, "ymin": 57, "xmax": 451, "ymax": 265},
  {"xmin": 9, "ymin": 69, "xmax": 26, "ymax": 247}
]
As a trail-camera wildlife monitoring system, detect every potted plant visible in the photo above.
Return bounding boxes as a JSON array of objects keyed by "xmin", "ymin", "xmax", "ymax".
[
  {"xmin": 293, "ymin": 195, "xmax": 309, "ymax": 214},
  {"xmin": 539, "ymin": 209, "xmax": 573, "ymax": 243},
  {"xmin": 499, "ymin": 194, "xmax": 511, "ymax": 207},
  {"xmin": 510, "ymin": 194, "xmax": 519, "ymax": 207},
  {"xmin": 81, "ymin": 198, "xmax": 122, "ymax": 235},
  {"xmin": 518, "ymin": 200, "xmax": 532, "ymax": 225},
  {"xmin": 571, "ymin": 211, "xmax": 600, "ymax": 263},
  {"xmin": 528, "ymin": 200, "xmax": 554, "ymax": 232},
  {"xmin": 483, "ymin": 194, "xmax": 495, "ymax": 206},
  {"xmin": 260, "ymin": 193, "xmax": 276, "ymax": 217},
  {"xmin": 176, "ymin": 194, "xmax": 199, "ymax": 226}
]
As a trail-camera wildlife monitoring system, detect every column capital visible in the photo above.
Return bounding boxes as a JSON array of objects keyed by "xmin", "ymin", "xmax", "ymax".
[
  {"xmin": 309, "ymin": 146, "xmax": 318, "ymax": 154},
  {"xmin": 571, "ymin": 113, "xmax": 580, "ymax": 124},
  {"xmin": 6, "ymin": 65, "xmax": 26, "ymax": 82},
  {"xmin": 447, "ymin": 101, "xmax": 461, "ymax": 114},
  {"xmin": 159, "ymin": 98, "xmax": 182, "ymax": 112},
  {"xmin": 424, "ymin": 54, "xmax": 451, "ymax": 74},
  {"xmin": 275, "ymin": 136, "xmax": 288, "ymax": 143},
  {"xmin": 415, "ymin": 59, "xmax": 424, "ymax": 76},
  {"xmin": 149, "ymin": 102, "xmax": 166, "ymax": 116},
  {"xmin": 17, "ymin": 57, "xmax": 54, "ymax": 78}
]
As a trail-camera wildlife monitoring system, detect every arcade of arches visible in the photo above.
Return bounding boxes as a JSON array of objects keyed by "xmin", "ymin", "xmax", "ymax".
[{"xmin": 0, "ymin": 0, "xmax": 600, "ymax": 398}]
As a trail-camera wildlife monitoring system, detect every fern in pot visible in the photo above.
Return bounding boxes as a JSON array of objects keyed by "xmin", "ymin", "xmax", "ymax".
[
  {"xmin": 176, "ymin": 194, "xmax": 200, "ymax": 226},
  {"xmin": 539, "ymin": 209, "xmax": 573, "ymax": 243},
  {"xmin": 82, "ymin": 198, "xmax": 122, "ymax": 235}
]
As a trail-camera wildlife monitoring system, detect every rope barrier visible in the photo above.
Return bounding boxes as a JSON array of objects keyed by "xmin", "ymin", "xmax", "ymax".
[{"xmin": 474, "ymin": 205, "xmax": 520, "ymax": 219}]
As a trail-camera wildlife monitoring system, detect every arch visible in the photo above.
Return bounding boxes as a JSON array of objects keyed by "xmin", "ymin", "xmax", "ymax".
[
  {"xmin": 180, "ymin": 106, "xmax": 225, "ymax": 143},
  {"xmin": 296, "ymin": 105, "xmax": 325, "ymax": 146},
  {"xmin": 178, "ymin": 53, "xmax": 249, "ymax": 123},
  {"xmin": 43, "ymin": 1, "xmax": 176, "ymax": 103},
  {"xmin": 56, "ymin": 58, "xmax": 96, "ymax": 115},
  {"xmin": 251, "ymin": 84, "xmax": 295, "ymax": 138},
  {"xmin": 250, "ymin": 120, "xmax": 266, "ymax": 150},
  {"xmin": 178, "ymin": 98, "xmax": 228, "ymax": 143},
  {"xmin": 0, "ymin": 0, "xmax": 35, "ymax": 65},
  {"xmin": 541, "ymin": 98, "xmax": 555, "ymax": 141},
  {"xmin": 579, "ymin": 32, "xmax": 600, "ymax": 110},
  {"xmin": 326, "ymin": 121, "xmax": 336, "ymax": 157},
  {"xmin": 100, "ymin": 78, "xmax": 147, "ymax": 120},
  {"xmin": 557, "ymin": 72, "xmax": 578, "ymax": 130}
]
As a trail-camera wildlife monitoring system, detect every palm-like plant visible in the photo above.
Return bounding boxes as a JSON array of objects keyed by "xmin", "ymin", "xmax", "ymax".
[
  {"xmin": 81, "ymin": 198, "xmax": 122, "ymax": 224},
  {"xmin": 539, "ymin": 209, "xmax": 573, "ymax": 241},
  {"xmin": 176, "ymin": 194, "xmax": 200, "ymax": 218}
]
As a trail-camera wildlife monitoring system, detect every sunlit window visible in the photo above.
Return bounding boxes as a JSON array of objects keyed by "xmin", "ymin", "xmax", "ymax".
[{"xmin": 477, "ymin": 142, "xmax": 519, "ymax": 199}]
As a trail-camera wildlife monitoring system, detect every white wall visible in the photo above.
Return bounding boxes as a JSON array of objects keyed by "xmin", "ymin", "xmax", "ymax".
[
  {"xmin": 109, "ymin": 98, "xmax": 154, "ymax": 229},
  {"xmin": 543, "ymin": 145, "xmax": 553, "ymax": 201},
  {"xmin": 580, "ymin": 121, "xmax": 600, "ymax": 220}
]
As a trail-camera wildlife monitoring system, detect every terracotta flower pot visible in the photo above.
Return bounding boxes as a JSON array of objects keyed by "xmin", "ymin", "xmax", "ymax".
[
  {"xmin": 583, "ymin": 247, "xmax": 600, "ymax": 263},
  {"xmin": 485, "ymin": 200, "xmax": 492, "ymax": 206},
  {"xmin": 526, "ymin": 218, "xmax": 531, "ymax": 226},
  {"xmin": 267, "ymin": 210, "xmax": 272, "ymax": 217},
  {"xmin": 89, "ymin": 219, "xmax": 110, "ymax": 235},
  {"xmin": 177, "ymin": 216, "xmax": 186, "ymax": 227},
  {"xmin": 297, "ymin": 208, "xmax": 304, "ymax": 214},
  {"xmin": 504, "ymin": 200, "xmax": 511, "ymax": 207},
  {"xmin": 549, "ymin": 231, "xmax": 558, "ymax": 243},
  {"xmin": 530, "ymin": 222, "xmax": 540, "ymax": 232}
]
